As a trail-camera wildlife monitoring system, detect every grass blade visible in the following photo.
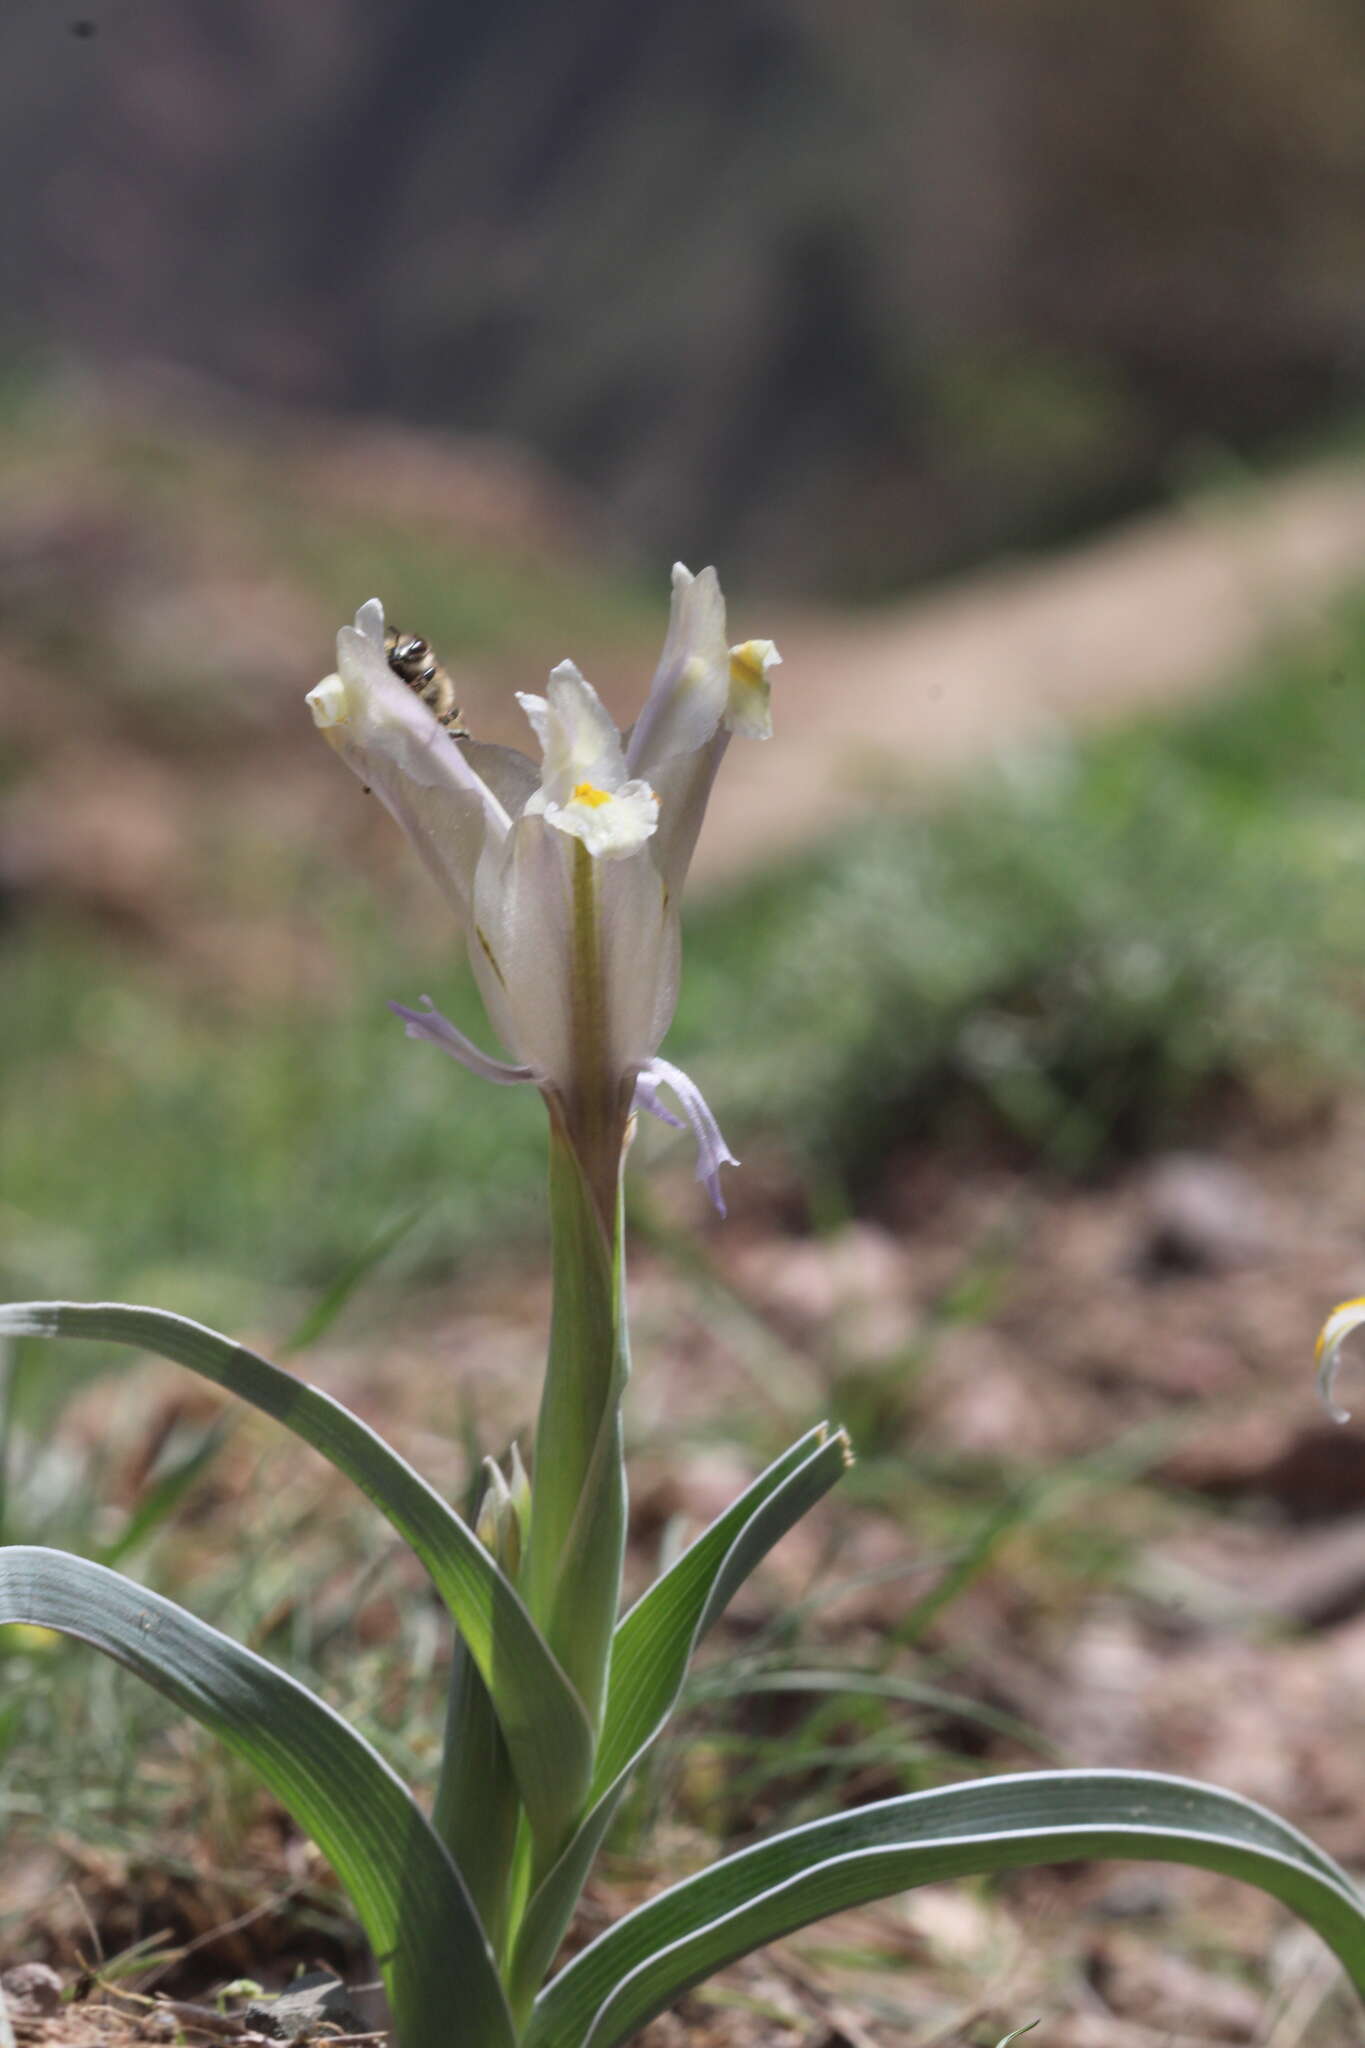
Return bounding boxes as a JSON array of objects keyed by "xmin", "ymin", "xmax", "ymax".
[
  {"xmin": 0, "ymin": 1546, "xmax": 514, "ymax": 2048},
  {"xmin": 279, "ymin": 1206, "xmax": 424, "ymax": 1358},
  {"xmin": 94, "ymin": 1416, "xmax": 232, "ymax": 1569},
  {"xmin": 528, "ymin": 1769, "xmax": 1365, "ymax": 2048},
  {"xmin": 0, "ymin": 1301, "xmax": 593, "ymax": 1852}
]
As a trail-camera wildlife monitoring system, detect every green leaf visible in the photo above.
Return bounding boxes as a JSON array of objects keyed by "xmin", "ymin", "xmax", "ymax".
[
  {"xmin": 528, "ymin": 1769, "xmax": 1365, "ymax": 2048},
  {"xmin": 598, "ymin": 1424, "xmax": 851, "ymax": 1796},
  {"xmin": 0, "ymin": 1547, "xmax": 514, "ymax": 2048},
  {"xmin": 507, "ymin": 1425, "xmax": 850, "ymax": 2016},
  {"xmin": 0, "ymin": 1301, "xmax": 593, "ymax": 1852}
]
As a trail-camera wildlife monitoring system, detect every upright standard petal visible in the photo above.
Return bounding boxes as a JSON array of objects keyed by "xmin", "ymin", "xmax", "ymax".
[
  {"xmin": 626, "ymin": 565, "xmax": 731, "ymax": 780},
  {"xmin": 627, "ymin": 570, "xmax": 781, "ymax": 900}
]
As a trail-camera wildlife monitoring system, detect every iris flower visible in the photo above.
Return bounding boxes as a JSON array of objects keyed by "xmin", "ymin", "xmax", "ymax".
[
  {"xmin": 307, "ymin": 565, "xmax": 778, "ymax": 1217},
  {"xmin": 1316, "ymin": 1297, "xmax": 1365, "ymax": 1422}
]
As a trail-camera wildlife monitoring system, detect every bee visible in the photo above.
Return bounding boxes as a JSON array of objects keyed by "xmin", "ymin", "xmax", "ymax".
[{"xmin": 384, "ymin": 628, "xmax": 468, "ymax": 738}]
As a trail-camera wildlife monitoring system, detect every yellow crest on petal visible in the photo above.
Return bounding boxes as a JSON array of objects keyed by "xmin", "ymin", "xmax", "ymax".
[{"xmin": 726, "ymin": 638, "xmax": 780, "ymax": 740}]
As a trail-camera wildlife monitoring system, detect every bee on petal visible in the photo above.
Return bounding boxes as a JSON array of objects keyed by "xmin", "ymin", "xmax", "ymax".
[{"xmin": 384, "ymin": 628, "xmax": 468, "ymax": 738}]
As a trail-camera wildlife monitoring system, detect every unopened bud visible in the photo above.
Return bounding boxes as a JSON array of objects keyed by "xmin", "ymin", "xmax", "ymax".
[{"xmin": 475, "ymin": 1456, "xmax": 522, "ymax": 1579}]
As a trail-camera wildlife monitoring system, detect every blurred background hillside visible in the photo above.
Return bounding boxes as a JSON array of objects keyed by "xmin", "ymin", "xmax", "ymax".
[
  {"xmin": 11, "ymin": 5, "xmax": 1365, "ymax": 2037},
  {"xmin": 7, "ymin": 0, "xmax": 1365, "ymax": 590}
]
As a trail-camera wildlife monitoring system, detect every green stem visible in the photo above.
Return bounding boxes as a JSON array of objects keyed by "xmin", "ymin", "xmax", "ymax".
[
  {"xmin": 521, "ymin": 1118, "xmax": 628, "ymax": 1739},
  {"xmin": 521, "ymin": 843, "xmax": 631, "ymax": 1744}
]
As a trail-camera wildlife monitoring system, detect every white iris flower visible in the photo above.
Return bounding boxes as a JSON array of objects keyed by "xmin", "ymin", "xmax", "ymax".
[
  {"xmin": 1315, "ymin": 1296, "xmax": 1365, "ymax": 1423},
  {"xmin": 307, "ymin": 565, "xmax": 779, "ymax": 1212}
]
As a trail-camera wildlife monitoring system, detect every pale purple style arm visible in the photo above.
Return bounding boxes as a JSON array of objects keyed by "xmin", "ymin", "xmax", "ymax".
[
  {"xmin": 389, "ymin": 997, "xmax": 537, "ymax": 1086},
  {"xmin": 633, "ymin": 1056, "xmax": 738, "ymax": 1215}
]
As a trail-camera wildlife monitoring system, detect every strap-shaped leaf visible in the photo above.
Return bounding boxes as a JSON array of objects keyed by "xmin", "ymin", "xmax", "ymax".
[
  {"xmin": 507, "ymin": 1425, "xmax": 850, "ymax": 2014},
  {"xmin": 0, "ymin": 1301, "xmax": 592, "ymax": 1851},
  {"xmin": 0, "ymin": 1547, "xmax": 514, "ymax": 2048},
  {"xmin": 599, "ymin": 1423, "xmax": 851, "ymax": 1794},
  {"xmin": 529, "ymin": 1769, "xmax": 1365, "ymax": 2048}
]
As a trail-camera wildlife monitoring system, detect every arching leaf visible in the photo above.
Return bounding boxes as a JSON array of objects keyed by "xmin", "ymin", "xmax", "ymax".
[{"xmin": 0, "ymin": 1547, "xmax": 514, "ymax": 2048}]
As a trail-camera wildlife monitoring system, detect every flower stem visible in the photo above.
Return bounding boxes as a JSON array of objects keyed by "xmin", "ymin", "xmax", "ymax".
[{"xmin": 521, "ymin": 1113, "xmax": 628, "ymax": 1739}]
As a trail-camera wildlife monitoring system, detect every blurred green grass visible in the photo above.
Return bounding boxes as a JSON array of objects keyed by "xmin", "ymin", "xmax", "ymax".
[
  {"xmin": 702, "ymin": 611, "xmax": 1365, "ymax": 1188},
  {"xmin": 5, "ymin": 584, "xmax": 1365, "ymax": 1326}
]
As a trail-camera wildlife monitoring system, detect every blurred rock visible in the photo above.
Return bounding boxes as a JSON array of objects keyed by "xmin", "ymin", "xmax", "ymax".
[
  {"xmin": 1, "ymin": 1962, "xmax": 63, "ymax": 2016},
  {"xmin": 1169, "ymin": 1423, "xmax": 1365, "ymax": 1523},
  {"xmin": 1138, "ymin": 1152, "xmax": 1272, "ymax": 1275},
  {"xmin": 1089, "ymin": 1933, "xmax": 1263, "ymax": 2040},
  {"xmin": 728, "ymin": 1223, "xmax": 916, "ymax": 1360}
]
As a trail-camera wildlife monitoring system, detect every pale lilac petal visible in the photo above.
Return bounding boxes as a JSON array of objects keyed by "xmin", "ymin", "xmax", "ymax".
[
  {"xmin": 634, "ymin": 1055, "xmax": 737, "ymax": 1214},
  {"xmin": 632, "ymin": 1073, "xmax": 684, "ymax": 1131},
  {"xmin": 389, "ymin": 996, "xmax": 537, "ymax": 1086}
]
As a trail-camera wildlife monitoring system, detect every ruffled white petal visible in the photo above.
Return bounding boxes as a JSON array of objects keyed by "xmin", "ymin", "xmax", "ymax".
[
  {"xmin": 634, "ymin": 1055, "xmax": 738, "ymax": 1214},
  {"xmin": 389, "ymin": 996, "xmax": 537, "ymax": 1085},
  {"xmin": 1316, "ymin": 1297, "xmax": 1365, "ymax": 1422},
  {"xmin": 518, "ymin": 662, "xmax": 630, "ymax": 811},
  {"xmin": 539, "ymin": 779, "xmax": 659, "ymax": 859}
]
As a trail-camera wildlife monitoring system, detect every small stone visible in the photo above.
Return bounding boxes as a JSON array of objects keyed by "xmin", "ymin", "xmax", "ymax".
[
  {"xmin": 1139, "ymin": 1152, "xmax": 1272, "ymax": 1275},
  {"xmin": 1, "ymin": 1962, "xmax": 63, "ymax": 2017},
  {"xmin": 244, "ymin": 1973, "xmax": 361, "ymax": 2042}
]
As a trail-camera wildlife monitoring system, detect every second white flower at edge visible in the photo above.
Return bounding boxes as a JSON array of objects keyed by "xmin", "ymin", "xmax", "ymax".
[{"xmin": 306, "ymin": 565, "xmax": 781, "ymax": 1211}]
